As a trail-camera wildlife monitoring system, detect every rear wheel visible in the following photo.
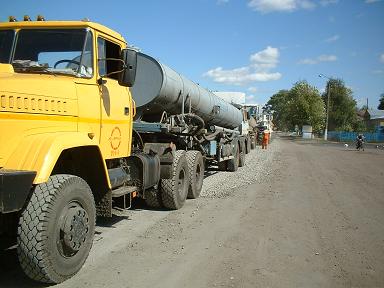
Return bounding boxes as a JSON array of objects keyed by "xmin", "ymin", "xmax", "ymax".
[
  {"xmin": 161, "ymin": 150, "xmax": 189, "ymax": 209},
  {"xmin": 17, "ymin": 174, "xmax": 95, "ymax": 283},
  {"xmin": 218, "ymin": 160, "xmax": 227, "ymax": 171},
  {"xmin": 227, "ymin": 142, "xmax": 239, "ymax": 172},
  {"xmin": 144, "ymin": 187, "xmax": 163, "ymax": 208},
  {"xmin": 251, "ymin": 137, "xmax": 256, "ymax": 150},
  {"xmin": 186, "ymin": 151, "xmax": 204, "ymax": 199},
  {"xmin": 239, "ymin": 141, "xmax": 246, "ymax": 167},
  {"xmin": 246, "ymin": 137, "xmax": 251, "ymax": 154}
]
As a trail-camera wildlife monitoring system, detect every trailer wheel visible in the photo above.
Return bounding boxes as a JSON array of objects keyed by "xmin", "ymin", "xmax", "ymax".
[
  {"xmin": 218, "ymin": 160, "xmax": 227, "ymax": 171},
  {"xmin": 17, "ymin": 174, "xmax": 95, "ymax": 283},
  {"xmin": 227, "ymin": 143, "xmax": 239, "ymax": 172},
  {"xmin": 251, "ymin": 138, "xmax": 256, "ymax": 150},
  {"xmin": 144, "ymin": 187, "xmax": 163, "ymax": 208},
  {"xmin": 246, "ymin": 136, "xmax": 251, "ymax": 154},
  {"xmin": 239, "ymin": 141, "xmax": 246, "ymax": 167},
  {"xmin": 161, "ymin": 150, "xmax": 189, "ymax": 209},
  {"xmin": 186, "ymin": 151, "xmax": 204, "ymax": 199}
]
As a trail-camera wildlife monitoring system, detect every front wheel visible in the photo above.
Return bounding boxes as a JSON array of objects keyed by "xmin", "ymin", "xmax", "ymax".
[{"xmin": 17, "ymin": 174, "xmax": 96, "ymax": 283}]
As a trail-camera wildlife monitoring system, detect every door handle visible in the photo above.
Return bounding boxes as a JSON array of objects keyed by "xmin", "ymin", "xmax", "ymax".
[{"xmin": 132, "ymin": 99, "xmax": 136, "ymax": 117}]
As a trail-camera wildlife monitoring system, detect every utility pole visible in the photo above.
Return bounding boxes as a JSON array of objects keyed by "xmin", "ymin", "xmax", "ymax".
[
  {"xmin": 319, "ymin": 74, "xmax": 331, "ymax": 141},
  {"xmin": 325, "ymin": 81, "xmax": 331, "ymax": 141}
]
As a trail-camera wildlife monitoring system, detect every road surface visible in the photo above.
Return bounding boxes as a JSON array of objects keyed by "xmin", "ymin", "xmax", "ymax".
[{"xmin": 1, "ymin": 135, "xmax": 383, "ymax": 287}]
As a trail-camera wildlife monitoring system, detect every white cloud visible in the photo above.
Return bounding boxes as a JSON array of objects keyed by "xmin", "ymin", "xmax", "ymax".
[
  {"xmin": 250, "ymin": 46, "xmax": 279, "ymax": 70},
  {"xmin": 248, "ymin": 0, "xmax": 316, "ymax": 13},
  {"xmin": 217, "ymin": 0, "xmax": 229, "ymax": 4},
  {"xmin": 372, "ymin": 69, "xmax": 383, "ymax": 74},
  {"xmin": 365, "ymin": 0, "xmax": 381, "ymax": 3},
  {"xmin": 204, "ymin": 46, "xmax": 282, "ymax": 85},
  {"xmin": 299, "ymin": 58, "xmax": 318, "ymax": 65},
  {"xmin": 204, "ymin": 67, "xmax": 281, "ymax": 85},
  {"xmin": 298, "ymin": 54, "xmax": 338, "ymax": 65},
  {"xmin": 380, "ymin": 53, "xmax": 384, "ymax": 63},
  {"xmin": 320, "ymin": 0, "xmax": 339, "ymax": 6},
  {"xmin": 318, "ymin": 55, "xmax": 337, "ymax": 62},
  {"xmin": 324, "ymin": 35, "xmax": 340, "ymax": 43}
]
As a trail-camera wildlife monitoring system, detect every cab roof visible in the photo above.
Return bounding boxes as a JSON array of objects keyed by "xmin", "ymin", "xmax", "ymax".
[{"xmin": 0, "ymin": 20, "xmax": 127, "ymax": 44}]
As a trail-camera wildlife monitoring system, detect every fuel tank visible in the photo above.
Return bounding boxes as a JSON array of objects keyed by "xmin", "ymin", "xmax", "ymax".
[{"xmin": 131, "ymin": 53, "xmax": 242, "ymax": 130}]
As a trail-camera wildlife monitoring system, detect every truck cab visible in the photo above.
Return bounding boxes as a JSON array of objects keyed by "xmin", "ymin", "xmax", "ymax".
[{"xmin": 0, "ymin": 20, "xmax": 138, "ymax": 210}]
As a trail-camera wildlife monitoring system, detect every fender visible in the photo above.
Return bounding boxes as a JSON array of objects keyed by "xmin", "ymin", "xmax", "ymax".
[{"xmin": 5, "ymin": 132, "xmax": 110, "ymax": 185}]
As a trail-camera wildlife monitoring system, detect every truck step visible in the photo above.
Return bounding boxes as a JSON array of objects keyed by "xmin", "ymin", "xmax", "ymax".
[
  {"xmin": 111, "ymin": 186, "xmax": 137, "ymax": 210},
  {"xmin": 111, "ymin": 186, "xmax": 137, "ymax": 198}
]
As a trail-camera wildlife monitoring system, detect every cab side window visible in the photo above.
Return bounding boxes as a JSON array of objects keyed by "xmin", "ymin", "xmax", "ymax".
[{"xmin": 97, "ymin": 37, "xmax": 121, "ymax": 80}]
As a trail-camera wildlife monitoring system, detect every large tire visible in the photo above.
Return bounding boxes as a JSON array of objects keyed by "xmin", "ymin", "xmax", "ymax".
[
  {"xmin": 144, "ymin": 187, "xmax": 163, "ymax": 208},
  {"xmin": 161, "ymin": 150, "xmax": 189, "ymax": 209},
  {"xmin": 17, "ymin": 174, "xmax": 96, "ymax": 283},
  {"xmin": 227, "ymin": 142, "xmax": 239, "ymax": 172},
  {"xmin": 218, "ymin": 160, "xmax": 227, "ymax": 171},
  {"xmin": 239, "ymin": 141, "xmax": 246, "ymax": 167},
  {"xmin": 251, "ymin": 137, "xmax": 256, "ymax": 150},
  {"xmin": 246, "ymin": 136, "xmax": 251, "ymax": 154},
  {"xmin": 186, "ymin": 151, "xmax": 204, "ymax": 199}
]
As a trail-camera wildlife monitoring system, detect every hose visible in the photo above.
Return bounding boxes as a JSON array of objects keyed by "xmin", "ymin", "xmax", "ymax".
[
  {"xmin": 170, "ymin": 113, "xmax": 205, "ymax": 135},
  {"xmin": 133, "ymin": 129, "xmax": 144, "ymax": 149}
]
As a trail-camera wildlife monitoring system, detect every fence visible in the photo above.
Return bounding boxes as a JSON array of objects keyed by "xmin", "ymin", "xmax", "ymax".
[{"xmin": 328, "ymin": 131, "xmax": 384, "ymax": 143}]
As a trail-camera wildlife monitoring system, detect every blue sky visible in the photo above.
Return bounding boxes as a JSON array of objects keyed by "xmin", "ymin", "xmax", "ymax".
[{"xmin": 2, "ymin": 0, "xmax": 384, "ymax": 107}]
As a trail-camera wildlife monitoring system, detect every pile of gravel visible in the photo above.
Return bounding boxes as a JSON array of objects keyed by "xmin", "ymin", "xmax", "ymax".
[{"xmin": 200, "ymin": 139, "xmax": 280, "ymax": 199}]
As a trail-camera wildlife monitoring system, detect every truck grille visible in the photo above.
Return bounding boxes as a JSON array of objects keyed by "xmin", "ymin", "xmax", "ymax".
[{"xmin": 0, "ymin": 93, "xmax": 69, "ymax": 114}]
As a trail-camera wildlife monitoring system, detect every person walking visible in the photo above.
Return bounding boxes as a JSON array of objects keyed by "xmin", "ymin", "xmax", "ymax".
[{"xmin": 262, "ymin": 129, "xmax": 270, "ymax": 149}]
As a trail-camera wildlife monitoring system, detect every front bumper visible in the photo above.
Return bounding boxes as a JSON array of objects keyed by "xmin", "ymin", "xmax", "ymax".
[{"xmin": 0, "ymin": 169, "xmax": 36, "ymax": 213}]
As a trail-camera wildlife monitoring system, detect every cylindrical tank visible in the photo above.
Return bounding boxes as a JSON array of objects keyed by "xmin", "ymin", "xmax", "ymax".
[{"xmin": 131, "ymin": 53, "xmax": 242, "ymax": 129}]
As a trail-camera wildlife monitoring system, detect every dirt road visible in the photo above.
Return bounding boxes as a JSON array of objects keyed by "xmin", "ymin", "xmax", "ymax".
[{"xmin": 1, "ymin": 135, "xmax": 384, "ymax": 287}]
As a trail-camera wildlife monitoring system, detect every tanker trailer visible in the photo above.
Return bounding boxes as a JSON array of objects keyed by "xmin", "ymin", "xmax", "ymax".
[
  {"xmin": 212, "ymin": 92, "xmax": 258, "ymax": 154},
  {"xmin": 130, "ymin": 53, "xmax": 248, "ymax": 207}
]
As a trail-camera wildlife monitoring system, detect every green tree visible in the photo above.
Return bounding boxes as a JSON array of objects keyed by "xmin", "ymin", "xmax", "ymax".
[
  {"xmin": 322, "ymin": 78, "xmax": 357, "ymax": 131},
  {"xmin": 378, "ymin": 93, "xmax": 384, "ymax": 110},
  {"xmin": 287, "ymin": 81, "xmax": 325, "ymax": 133},
  {"xmin": 265, "ymin": 90, "xmax": 290, "ymax": 131},
  {"xmin": 266, "ymin": 81, "xmax": 325, "ymax": 133}
]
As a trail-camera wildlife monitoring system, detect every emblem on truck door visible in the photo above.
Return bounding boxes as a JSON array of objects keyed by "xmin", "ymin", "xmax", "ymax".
[{"xmin": 109, "ymin": 127, "xmax": 122, "ymax": 151}]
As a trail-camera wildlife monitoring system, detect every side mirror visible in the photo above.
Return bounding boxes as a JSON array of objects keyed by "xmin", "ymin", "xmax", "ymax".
[{"xmin": 119, "ymin": 48, "xmax": 137, "ymax": 87}]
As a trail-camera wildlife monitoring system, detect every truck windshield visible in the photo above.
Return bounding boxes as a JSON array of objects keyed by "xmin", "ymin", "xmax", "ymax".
[
  {"xmin": 12, "ymin": 29, "xmax": 93, "ymax": 77},
  {"xmin": 0, "ymin": 30, "xmax": 14, "ymax": 63}
]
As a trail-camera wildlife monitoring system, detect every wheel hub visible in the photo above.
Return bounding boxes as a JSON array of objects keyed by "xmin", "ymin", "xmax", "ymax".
[{"xmin": 62, "ymin": 206, "xmax": 89, "ymax": 253}]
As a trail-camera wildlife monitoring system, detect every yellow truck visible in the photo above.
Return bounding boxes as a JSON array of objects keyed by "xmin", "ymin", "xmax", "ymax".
[{"xmin": 0, "ymin": 17, "xmax": 251, "ymax": 283}]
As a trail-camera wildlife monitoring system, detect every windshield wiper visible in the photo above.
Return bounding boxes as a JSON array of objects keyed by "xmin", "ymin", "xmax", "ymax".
[{"xmin": 12, "ymin": 60, "xmax": 56, "ymax": 75}]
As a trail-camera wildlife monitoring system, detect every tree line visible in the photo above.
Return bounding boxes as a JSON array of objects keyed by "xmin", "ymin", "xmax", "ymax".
[{"xmin": 264, "ymin": 79, "xmax": 382, "ymax": 134}]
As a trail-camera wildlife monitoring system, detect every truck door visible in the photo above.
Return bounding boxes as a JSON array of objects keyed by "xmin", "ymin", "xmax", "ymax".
[
  {"xmin": 97, "ymin": 36, "xmax": 132, "ymax": 159},
  {"xmin": 76, "ymin": 30, "xmax": 101, "ymax": 141}
]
